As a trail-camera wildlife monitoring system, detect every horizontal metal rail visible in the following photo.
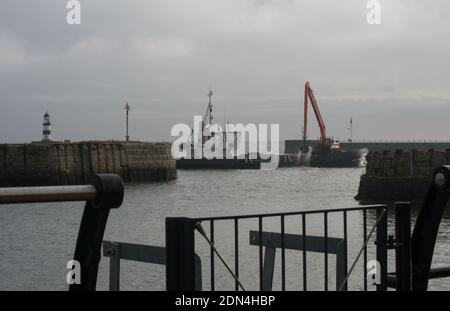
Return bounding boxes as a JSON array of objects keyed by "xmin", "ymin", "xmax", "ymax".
[
  {"xmin": 343, "ymin": 140, "xmax": 450, "ymax": 143},
  {"xmin": 167, "ymin": 205, "xmax": 388, "ymax": 291},
  {"xmin": 0, "ymin": 174, "xmax": 125, "ymax": 291},
  {"xmin": 249, "ymin": 230, "xmax": 347, "ymax": 291},
  {"xmin": 193, "ymin": 205, "xmax": 384, "ymax": 221},
  {"xmin": 0, "ymin": 185, "xmax": 97, "ymax": 204},
  {"xmin": 429, "ymin": 267, "xmax": 450, "ymax": 279},
  {"xmin": 103, "ymin": 241, "xmax": 203, "ymax": 291},
  {"xmin": 388, "ymin": 266, "xmax": 450, "ymax": 288}
]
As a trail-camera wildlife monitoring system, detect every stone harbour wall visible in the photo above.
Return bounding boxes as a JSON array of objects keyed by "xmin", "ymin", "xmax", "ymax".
[
  {"xmin": 356, "ymin": 149, "xmax": 450, "ymax": 202},
  {"xmin": 0, "ymin": 141, "xmax": 177, "ymax": 187}
]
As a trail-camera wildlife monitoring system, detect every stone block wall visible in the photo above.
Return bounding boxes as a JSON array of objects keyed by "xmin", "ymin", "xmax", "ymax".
[
  {"xmin": 0, "ymin": 141, "xmax": 177, "ymax": 187},
  {"xmin": 356, "ymin": 149, "xmax": 450, "ymax": 202}
]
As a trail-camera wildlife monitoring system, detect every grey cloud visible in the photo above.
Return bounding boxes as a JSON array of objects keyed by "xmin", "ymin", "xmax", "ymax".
[{"xmin": 1, "ymin": 0, "xmax": 450, "ymax": 144}]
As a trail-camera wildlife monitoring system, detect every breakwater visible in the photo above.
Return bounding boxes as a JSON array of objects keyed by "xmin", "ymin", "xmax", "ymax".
[
  {"xmin": 356, "ymin": 149, "xmax": 450, "ymax": 201},
  {"xmin": 0, "ymin": 141, "xmax": 176, "ymax": 187},
  {"xmin": 284, "ymin": 139, "xmax": 450, "ymax": 153}
]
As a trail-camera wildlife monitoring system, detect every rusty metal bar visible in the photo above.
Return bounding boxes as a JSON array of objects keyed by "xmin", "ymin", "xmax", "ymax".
[{"xmin": 0, "ymin": 185, "xmax": 97, "ymax": 204}]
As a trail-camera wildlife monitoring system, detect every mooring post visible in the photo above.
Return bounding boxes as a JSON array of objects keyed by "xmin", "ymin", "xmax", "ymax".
[
  {"xmin": 69, "ymin": 174, "xmax": 124, "ymax": 291},
  {"xmin": 166, "ymin": 217, "xmax": 197, "ymax": 291},
  {"xmin": 395, "ymin": 202, "xmax": 411, "ymax": 291},
  {"xmin": 376, "ymin": 206, "xmax": 388, "ymax": 291}
]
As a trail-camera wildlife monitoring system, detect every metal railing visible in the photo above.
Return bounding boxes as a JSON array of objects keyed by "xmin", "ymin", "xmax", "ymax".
[
  {"xmin": 165, "ymin": 205, "xmax": 388, "ymax": 291},
  {"xmin": 0, "ymin": 174, "xmax": 124, "ymax": 291},
  {"xmin": 102, "ymin": 241, "xmax": 203, "ymax": 291},
  {"xmin": 165, "ymin": 166, "xmax": 450, "ymax": 291}
]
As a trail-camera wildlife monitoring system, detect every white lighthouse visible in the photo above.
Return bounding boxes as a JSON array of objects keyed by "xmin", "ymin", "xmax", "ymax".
[{"xmin": 42, "ymin": 111, "xmax": 52, "ymax": 141}]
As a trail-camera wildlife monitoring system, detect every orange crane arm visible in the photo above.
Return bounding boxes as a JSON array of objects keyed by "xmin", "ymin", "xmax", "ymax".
[{"xmin": 303, "ymin": 81, "xmax": 326, "ymax": 147}]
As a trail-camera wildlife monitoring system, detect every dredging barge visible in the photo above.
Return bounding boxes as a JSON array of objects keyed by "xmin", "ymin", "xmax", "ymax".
[{"xmin": 301, "ymin": 81, "xmax": 362, "ymax": 168}]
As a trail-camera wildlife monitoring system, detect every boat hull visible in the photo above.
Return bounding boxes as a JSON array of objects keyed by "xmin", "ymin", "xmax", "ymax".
[
  {"xmin": 310, "ymin": 149, "xmax": 362, "ymax": 168},
  {"xmin": 176, "ymin": 158, "xmax": 262, "ymax": 169}
]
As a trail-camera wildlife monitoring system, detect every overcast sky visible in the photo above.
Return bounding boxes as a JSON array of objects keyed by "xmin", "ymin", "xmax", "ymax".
[{"xmin": 1, "ymin": 0, "xmax": 450, "ymax": 143}]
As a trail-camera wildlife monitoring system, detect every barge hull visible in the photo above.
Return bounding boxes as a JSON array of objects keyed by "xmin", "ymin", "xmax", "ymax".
[
  {"xmin": 310, "ymin": 150, "xmax": 361, "ymax": 168},
  {"xmin": 176, "ymin": 158, "xmax": 262, "ymax": 169}
]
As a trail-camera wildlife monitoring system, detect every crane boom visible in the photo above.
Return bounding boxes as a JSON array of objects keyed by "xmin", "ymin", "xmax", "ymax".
[{"xmin": 303, "ymin": 81, "xmax": 326, "ymax": 150}]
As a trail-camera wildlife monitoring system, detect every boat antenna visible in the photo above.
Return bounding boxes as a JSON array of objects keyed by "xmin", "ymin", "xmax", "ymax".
[
  {"xmin": 223, "ymin": 103, "xmax": 227, "ymax": 131},
  {"xmin": 348, "ymin": 116, "xmax": 353, "ymax": 142},
  {"xmin": 208, "ymin": 88, "xmax": 213, "ymax": 124}
]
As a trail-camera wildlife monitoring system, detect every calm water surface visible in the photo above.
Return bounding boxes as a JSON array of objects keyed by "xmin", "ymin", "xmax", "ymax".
[{"xmin": 1, "ymin": 168, "xmax": 449, "ymax": 290}]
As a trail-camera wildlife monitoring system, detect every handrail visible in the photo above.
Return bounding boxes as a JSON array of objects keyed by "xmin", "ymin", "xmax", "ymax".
[
  {"xmin": 193, "ymin": 205, "xmax": 384, "ymax": 221},
  {"xmin": 0, "ymin": 174, "xmax": 124, "ymax": 291},
  {"xmin": 0, "ymin": 185, "xmax": 97, "ymax": 204}
]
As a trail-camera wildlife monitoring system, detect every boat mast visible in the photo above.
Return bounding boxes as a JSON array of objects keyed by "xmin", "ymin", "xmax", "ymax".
[
  {"xmin": 202, "ymin": 89, "xmax": 214, "ymax": 145},
  {"xmin": 208, "ymin": 89, "xmax": 213, "ymax": 125},
  {"xmin": 348, "ymin": 117, "xmax": 353, "ymax": 142}
]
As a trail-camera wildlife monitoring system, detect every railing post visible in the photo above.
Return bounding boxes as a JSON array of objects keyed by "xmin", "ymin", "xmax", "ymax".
[
  {"xmin": 336, "ymin": 241, "xmax": 347, "ymax": 291},
  {"xmin": 395, "ymin": 202, "xmax": 411, "ymax": 291},
  {"xmin": 103, "ymin": 241, "xmax": 121, "ymax": 291},
  {"xmin": 376, "ymin": 206, "xmax": 388, "ymax": 291},
  {"xmin": 69, "ymin": 174, "xmax": 124, "ymax": 291},
  {"xmin": 411, "ymin": 166, "xmax": 450, "ymax": 291},
  {"xmin": 166, "ymin": 217, "xmax": 197, "ymax": 291}
]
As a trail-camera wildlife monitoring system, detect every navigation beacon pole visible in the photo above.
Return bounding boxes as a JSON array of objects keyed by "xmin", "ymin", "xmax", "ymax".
[
  {"xmin": 348, "ymin": 117, "xmax": 353, "ymax": 142},
  {"xmin": 125, "ymin": 102, "xmax": 130, "ymax": 142}
]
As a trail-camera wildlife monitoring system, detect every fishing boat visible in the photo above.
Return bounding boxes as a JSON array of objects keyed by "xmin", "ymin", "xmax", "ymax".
[{"xmin": 176, "ymin": 90, "xmax": 267, "ymax": 170}]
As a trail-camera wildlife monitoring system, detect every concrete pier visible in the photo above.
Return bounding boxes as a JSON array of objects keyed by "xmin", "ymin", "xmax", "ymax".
[
  {"xmin": 0, "ymin": 141, "xmax": 177, "ymax": 187},
  {"xmin": 356, "ymin": 149, "xmax": 450, "ymax": 201},
  {"xmin": 285, "ymin": 139, "xmax": 450, "ymax": 153}
]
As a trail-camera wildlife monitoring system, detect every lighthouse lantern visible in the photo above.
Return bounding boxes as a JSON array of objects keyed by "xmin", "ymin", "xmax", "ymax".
[{"xmin": 42, "ymin": 111, "xmax": 52, "ymax": 141}]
